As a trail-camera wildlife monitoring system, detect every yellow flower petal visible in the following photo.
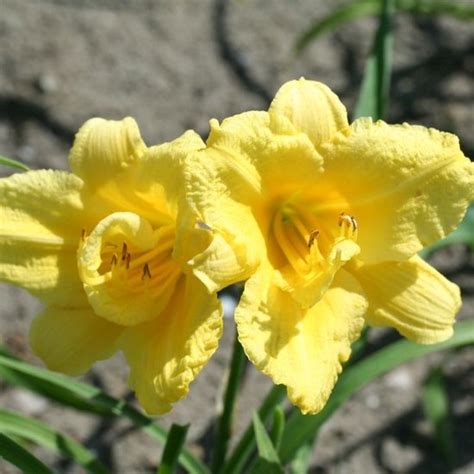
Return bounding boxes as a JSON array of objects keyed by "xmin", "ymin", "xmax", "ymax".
[
  {"xmin": 69, "ymin": 117, "xmax": 147, "ymax": 190},
  {"xmin": 351, "ymin": 256, "xmax": 460, "ymax": 344},
  {"xmin": 85, "ymin": 129, "xmax": 206, "ymax": 228},
  {"xmin": 320, "ymin": 118, "xmax": 474, "ymax": 263},
  {"xmin": 120, "ymin": 275, "xmax": 223, "ymax": 414},
  {"xmin": 29, "ymin": 306, "xmax": 124, "ymax": 375},
  {"xmin": 0, "ymin": 170, "xmax": 102, "ymax": 306},
  {"xmin": 183, "ymin": 111, "xmax": 324, "ymax": 290},
  {"xmin": 79, "ymin": 211, "xmax": 181, "ymax": 326},
  {"xmin": 236, "ymin": 267, "xmax": 367, "ymax": 414},
  {"xmin": 269, "ymin": 78, "xmax": 349, "ymax": 148}
]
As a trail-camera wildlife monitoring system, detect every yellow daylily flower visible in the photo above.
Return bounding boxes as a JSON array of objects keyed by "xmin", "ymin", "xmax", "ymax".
[
  {"xmin": 185, "ymin": 78, "xmax": 474, "ymax": 414},
  {"xmin": 0, "ymin": 118, "xmax": 222, "ymax": 414}
]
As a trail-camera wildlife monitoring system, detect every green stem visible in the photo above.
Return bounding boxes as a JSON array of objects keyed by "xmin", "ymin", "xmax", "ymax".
[
  {"xmin": 223, "ymin": 385, "xmax": 286, "ymax": 474},
  {"xmin": 211, "ymin": 330, "xmax": 247, "ymax": 473}
]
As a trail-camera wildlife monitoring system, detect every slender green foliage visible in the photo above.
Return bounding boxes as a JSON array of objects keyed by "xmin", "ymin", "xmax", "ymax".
[
  {"xmin": 0, "ymin": 433, "xmax": 52, "ymax": 474},
  {"xmin": 0, "ymin": 354, "xmax": 209, "ymax": 474},
  {"xmin": 269, "ymin": 405, "xmax": 285, "ymax": 452},
  {"xmin": 158, "ymin": 424, "xmax": 190, "ymax": 474},
  {"xmin": 422, "ymin": 367, "xmax": 455, "ymax": 463},
  {"xmin": 249, "ymin": 412, "xmax": 283, "ymax": 474},
  {"xmin": 354, "ymin": 0, "xmax": 395, "ymax": 119},
  {"xmin": 223, "ymin": 385, "xmax": 286, "ymax": 474},
  {"xmin": 0, "ymin": 408, "xmax": 108, "ymax": 473},
  {"xmin": 278, "ymin": 320, "xmax": 474, "ymax": 464},
  {"xmin": 211, "ymin": 332, "xmax": 247, "ymax": 473},
  {"xmin": 0, "ymin": 155, "xmax": 30, "ymax": 171},
  {"xmin": 296, "ymin": 0, "xmax": 474, "ymax": 54}
]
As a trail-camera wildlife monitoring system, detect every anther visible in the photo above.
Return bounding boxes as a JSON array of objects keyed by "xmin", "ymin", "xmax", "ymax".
[
  {"xmin": 121, "ymin": 242, "xmax": 128, "ymax": 260},
  {"xmin": 196, "ymin": 220, "xmax": 212, "ymax": 231},
  {"xmin": 308, "ymin": 230, "xmax": 320, "ymax": 249},
  {"xmin": 81, "ymin": 228, "xmax": 87, "ymax": 241},
  {"xmin": 126, "ymin": 253, "xmax": 131, "ymax": 270},
  {"xmin": 111, "ymin": 253, "xmax": 118, "ymax": 266},
  {"xmin": 349, "ymin": 216, "xmax": 358, "ymax": 232},
  {"xmin": 339, "ymin": 212, "xmax": 357, "ymax": 232},
  {"xmin": 142, "ymin": 263, "xmax": 152, "ymax": 280}
]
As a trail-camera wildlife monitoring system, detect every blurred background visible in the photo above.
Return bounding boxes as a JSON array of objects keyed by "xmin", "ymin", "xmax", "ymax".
[{"xmin": 0, "ymin": 0, "xmax": 473, "ymax": 472}]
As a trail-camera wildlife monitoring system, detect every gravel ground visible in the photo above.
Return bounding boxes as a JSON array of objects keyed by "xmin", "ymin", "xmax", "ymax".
[{"xmin": 0, "ymin": 1, "xmax": 473, "ymax": 472}]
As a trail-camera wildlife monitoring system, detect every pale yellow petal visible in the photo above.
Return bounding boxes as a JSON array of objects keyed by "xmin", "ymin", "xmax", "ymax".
[
  {"xmin": 183, "ymin": 111, "xmax": 324, "ymax": 290},
  {"xmin": 120, "ymin": 275, "xmax": 223, "ymax": 415},
  {"xmin": 351, "ymin": 256, "xmax": 460, "ymax": 344},
  {"xmin": 30, "ymin": 306, "xmax": 124, "ymax": 375},
  {"xmin": 89, "ymin": 130, "xmax": 206, "ymax": 227},
  {"xmin": 78, "ymin": 212, "xmax": 180, "ymax": 326},
  {"xmin": 236, "ymin": 267, "xmax": 367, "ymax": 414},
  {"xmin": 69, "ymin": 117, "xmax": 147, "ymax": 189},
  {"xmin": 0, "ymin": 170, "xmax": 104, "ymax": 306},
  {"xmin": 269, "ymin": 78, "xmax": 349, "ymax": 148},
  {"xmin": 319, "ymin": 118, "xmax": 474, "ymax": 262}
]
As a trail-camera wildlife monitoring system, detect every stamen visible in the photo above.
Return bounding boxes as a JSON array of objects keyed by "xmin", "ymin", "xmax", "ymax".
[
  {"xmin": 142, "ymin": 263, "xmax": 152, "ymax": 280},
  {"xmin": 81, "ymin": 228, "xmax": 87, "ymax": 241},
  {"xmin": 111, "ymin": 253, "xmax": 118, "ymax": 266},
  {"xmin": 126, "ymin": 253, "xmax": 131, "ymax": 270},
  {"xmin": 308, "ymin": 230, "xmax": 320, "ymax": 249},
  {"xmin": 338, "ymin": 212, "xmax": 358, "ymax": 239},
  {"xmin": 196, "ymin": 220, "xmax": 212, "ymax": 231},
  {"xmin": 121, "ymin": 242, "xmax": 128, "ymax": 260}
]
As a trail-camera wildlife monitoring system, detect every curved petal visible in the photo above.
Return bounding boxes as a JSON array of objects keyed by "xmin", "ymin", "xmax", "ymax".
[
  {"xmin": 69, "ymin": 117, "xmax": 147, "ymax": 190},
  {"xmin": 182, "ymin": 111, "xmax": 324, "ymax": 290},
  {"xmin": 120, "ymin": 275, "xmax": 223, "ymax": 415},
  {"xmin": 29, "ymin": 306, "xmax": 124, "ymax": 375},
  {"xmin": 0, "ymin": 170, "xmax": 103, "ymax": 306},
  {"xmin": 85, "ymin": 130, "xmax": 206, "ymax": 229},
  {"xmin": 351, "ymin": 256, "xmax": 460, "ymax": 344},
  {"xmin": 235, "ymin": 267, "xmax": 367, "ymax": 414},
  {"xmin": 319, "ymin": 119, "xmax": 474, "ymax": 263},
  {"xmin": 269, "ymin": 78, "xmax": 349, "ymax": 148}
]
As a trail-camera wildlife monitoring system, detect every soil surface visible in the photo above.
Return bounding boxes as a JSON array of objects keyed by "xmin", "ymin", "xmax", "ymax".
[{"xmin": 0, "ymin": 1, "xmax": 473, "ymax": 473}]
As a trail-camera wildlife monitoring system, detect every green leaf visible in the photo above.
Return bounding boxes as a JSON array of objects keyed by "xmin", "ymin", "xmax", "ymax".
[
  {"xmin": 420, "ymin": 204, "xmax": 474, "ymax": 258},
  {"xmin": 0, "ymin": 155, "xmax": 30, "ymax": 171},
  {"xmin": 422, "ymin": 367, "xmax": 455, "ymax": 463},
  {"xmin": 0, "ymin": 347, "xmax": 112, "ymax": 416},
  {"xmin": 211, "ymin": 332, "xmax": 247, "ymax": 473},
  {"xmin": 295, "ymin": 0, "xmax": 474, "ymax": 55},
  {"xmin": 0, "ymin": 433, "xmax": 52, "ymax": 474},
  {"xmin": 0, "ymin": 408, "xmax": 108, "ymax": 473},
  {"xmin": 278, "ymin": 319, "xmax": 474, "ymax": 464},
  {"xmin": 289, "ymin": 441, "xmax": 314, "ymax": 474},
  {"xmin": 295, "ymin": 0, "xmax": 380, "ymax": 53},
  {"xmin": 223, "ymin": 385, "xmax": 286, "ymax": 474},
  {"xmin": 354, "ymin": 0, "xmax": 395, "ymax": 119},
  {"xmin": 270, "ymin": 405, "xmax": 285, "ymax": 452},
  {"xmin": 158, "ymin": 424, "xmax": 189, "ymax": 474},
  {"xmin": 0, "ymin": 354, "xmax": 209, "ymax": 474},
  {"xmin": 250, "ymin": 412, "xmax": 283, "ymax": 474},
  {"xmin": 398, "ymin": 0, "xmax": 474, "ymax": 20}
]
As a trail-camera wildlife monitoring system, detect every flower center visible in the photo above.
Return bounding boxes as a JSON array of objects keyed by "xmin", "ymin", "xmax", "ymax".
[
  {"xmin": 270, "ymin": 201, "xmax": 360, "ymax": 307},
  {"xmin": 78, "ymin": 212, "xmax": 181, "ymax": 326}
]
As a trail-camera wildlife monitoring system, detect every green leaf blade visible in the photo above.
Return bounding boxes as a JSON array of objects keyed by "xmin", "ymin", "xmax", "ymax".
[
  {"xmin": 0, "ymin": 353, "xmax": 208, "ymax": 474},
  {"xmin": 158, "ymin": 423, "xmax": 189, "ymax": 474},
  {"xmin": 0, "ymin": 408, "xmax": 108, "ymax": 474},
  {"xmin": 0, "ymin": 155, "xmax": 30, "ymax": 171},
  {"xmin": 278, "ymin": 319, "xmax": 474, "ymax": 464},
  {"xmin": 250, "ymin": 412, "xmax": 283, "ymax": 474},
  {"xmin": 422, "ymin": 367, "xmax": 455, "ymax": 463},
  {"xmin": 295, "ymin": 0, "xmax": 380, "ymax": 53},
  {"xmin": 0, "ymin": 433, "xmax": 53, "ymax": 474},
  {"xmin": 354, "ymin": 0, "xmax": 395, "ymax": 120}
]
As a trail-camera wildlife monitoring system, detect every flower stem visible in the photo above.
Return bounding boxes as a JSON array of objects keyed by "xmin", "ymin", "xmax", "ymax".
[{"xmin": 211, "ymin": 330, "xmax": 247, "ymax": 473}]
